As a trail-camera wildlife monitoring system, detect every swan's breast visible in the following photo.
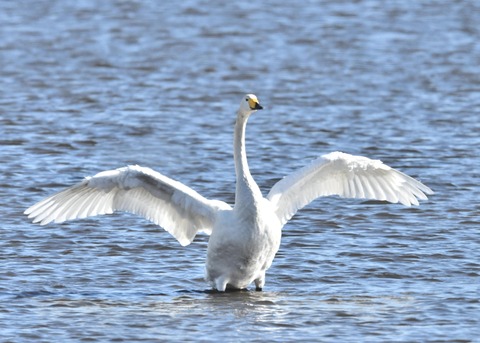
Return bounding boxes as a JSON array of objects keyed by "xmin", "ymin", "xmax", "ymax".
[{"xmin": 205, "ymin": 199, "xmax": 281, "ymax": 288}]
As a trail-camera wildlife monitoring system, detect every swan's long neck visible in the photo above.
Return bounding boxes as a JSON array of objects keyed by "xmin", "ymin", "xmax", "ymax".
[{"xmin": 234, "ymin": 112, "xmax": 262, "ymax": 207}]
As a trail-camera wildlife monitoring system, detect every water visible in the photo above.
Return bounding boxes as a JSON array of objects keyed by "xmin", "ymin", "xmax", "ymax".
[{"xmin": 1, "ymin": 0, "xmax": 479, "ymax": 342}]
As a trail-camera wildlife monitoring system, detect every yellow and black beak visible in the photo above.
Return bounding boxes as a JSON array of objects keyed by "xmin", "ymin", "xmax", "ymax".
[{"xmin": 248, "ymin": 98, "xmax": 263, "ymax": 110}]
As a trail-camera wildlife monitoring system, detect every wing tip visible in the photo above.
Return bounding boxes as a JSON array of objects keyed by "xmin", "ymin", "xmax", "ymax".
[{"xmin": 178, "ymin": 239, "xmax": 192, "ymax": 247}]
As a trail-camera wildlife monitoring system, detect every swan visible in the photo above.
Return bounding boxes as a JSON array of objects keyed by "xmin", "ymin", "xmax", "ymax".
[{"xmin": 25, "ymin": 94, "xmax": 433, "ymax": 291}]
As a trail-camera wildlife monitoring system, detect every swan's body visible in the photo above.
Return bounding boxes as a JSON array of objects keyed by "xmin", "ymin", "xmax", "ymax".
[{"xmin": 25, "ymin": 94, "xmax": 433, "ymax": 291}]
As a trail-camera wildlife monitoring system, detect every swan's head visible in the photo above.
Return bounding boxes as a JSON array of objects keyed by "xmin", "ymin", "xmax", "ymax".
[{"xmin": 239, "ymin": 94, "xmax": 263, "ymax": 114}]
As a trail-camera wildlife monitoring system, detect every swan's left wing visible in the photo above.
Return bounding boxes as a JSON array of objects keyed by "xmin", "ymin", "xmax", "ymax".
[
  {"xmin": 25, "ymin": 165, "xmax": 231, "ymax": 246},
  {"xmin": 267, "ymin": 152, "xmax": 433, "ymax": 226}
]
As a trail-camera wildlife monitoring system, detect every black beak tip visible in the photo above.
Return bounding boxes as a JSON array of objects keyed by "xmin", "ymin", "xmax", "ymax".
[{"xmin": 255, "ymin": 104, "xmax": 263, "ymax": 110}]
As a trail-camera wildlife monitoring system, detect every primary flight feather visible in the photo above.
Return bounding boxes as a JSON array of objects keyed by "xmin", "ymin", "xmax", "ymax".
[{"xmin": 25, "ymin": 94, "xmax": 433, "ymax": 291}]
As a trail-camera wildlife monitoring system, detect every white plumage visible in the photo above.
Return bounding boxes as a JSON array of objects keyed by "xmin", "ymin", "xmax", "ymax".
[{"xmin": 25, "ymin": 94, "xmax": 433, "ymax": 291}]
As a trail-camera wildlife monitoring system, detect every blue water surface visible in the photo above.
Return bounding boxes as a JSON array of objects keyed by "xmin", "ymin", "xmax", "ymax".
[{"xmin": 1, "ymin": 1, "xmax": 479, "ymax": 342}]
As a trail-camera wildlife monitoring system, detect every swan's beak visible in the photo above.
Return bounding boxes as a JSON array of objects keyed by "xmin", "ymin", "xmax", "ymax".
[{"xmin": 248, "ymin": 98, "xmax": 263, "ymax": 111}]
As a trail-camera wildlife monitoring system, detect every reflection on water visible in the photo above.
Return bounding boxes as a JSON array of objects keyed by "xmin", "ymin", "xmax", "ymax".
[{"xmin": 1, "ymin": 0, "xmax": 479, "ymax": 342}]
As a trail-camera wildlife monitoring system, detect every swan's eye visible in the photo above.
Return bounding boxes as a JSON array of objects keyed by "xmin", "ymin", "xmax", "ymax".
[{"xmin": 245, "ymin": 99, "xmax": 249, "ymax": 102}]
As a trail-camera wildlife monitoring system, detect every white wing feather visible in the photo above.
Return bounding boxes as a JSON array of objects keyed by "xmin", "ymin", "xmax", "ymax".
[
  {"xmin": 267, "ymin": 151, "xmax": 433, "ymax": 226},
  {"xmin": 24, "ymin": 165, "xmax": 231, "ymax": 246}
]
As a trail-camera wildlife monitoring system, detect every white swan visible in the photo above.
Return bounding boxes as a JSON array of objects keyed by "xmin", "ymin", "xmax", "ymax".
[{"xmin": 25, "ymin": 94, "xmax": 433, "ymax": 291}]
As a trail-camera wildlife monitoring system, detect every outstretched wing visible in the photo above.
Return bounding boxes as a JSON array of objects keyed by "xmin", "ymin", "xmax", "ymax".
[
  {"xmin": 267, "ymin": 152, "xmax": 433, "ymax": 226},
  {"xmin": 25, "ymin": 165, "xmax": 231, "ymax": 246}
]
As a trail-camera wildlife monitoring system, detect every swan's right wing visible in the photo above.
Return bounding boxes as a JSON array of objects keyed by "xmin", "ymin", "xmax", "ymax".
[
  {"xmin": 267, "ymin": 152, "xmax": 433, "ymax": 226},
  {"xmin": 25, "ymin": 165, "xmax": 232, "ymax": 246}
]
